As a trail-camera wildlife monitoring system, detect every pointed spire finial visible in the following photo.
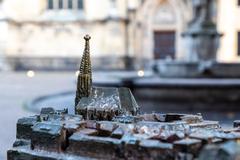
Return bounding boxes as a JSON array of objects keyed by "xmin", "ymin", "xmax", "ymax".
[
  {"xmin": 84, "ymin": 34, "xmax": 91, "ymax": 41},
  {"xmin": 79, "ymin": 34, "xmax": 92, "ymax": 75},
  {"xmin": 75, "ymin": 34, "xmax": 92, "ymax": 108}
]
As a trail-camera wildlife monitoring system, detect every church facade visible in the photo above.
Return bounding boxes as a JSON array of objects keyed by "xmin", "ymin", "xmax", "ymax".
[{"xmin": 0, "ymin": 0, "xmax": 239, "ymax": 70}]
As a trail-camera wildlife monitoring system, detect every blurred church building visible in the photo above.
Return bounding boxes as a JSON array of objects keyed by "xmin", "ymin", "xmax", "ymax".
[{"xmin": 0, "ymin": 0, "xmax": 239, "ymax": 70}]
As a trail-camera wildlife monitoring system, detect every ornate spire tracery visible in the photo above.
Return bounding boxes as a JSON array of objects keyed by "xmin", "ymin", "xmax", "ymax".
[{"xmin": 75, "ymin": 35, "xmax": 92, "ymax": 107}]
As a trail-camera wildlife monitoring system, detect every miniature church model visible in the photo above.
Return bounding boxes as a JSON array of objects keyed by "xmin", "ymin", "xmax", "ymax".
[{"xmin": 75, "ymin": 35, "xmax": 139, "ymax": 120}]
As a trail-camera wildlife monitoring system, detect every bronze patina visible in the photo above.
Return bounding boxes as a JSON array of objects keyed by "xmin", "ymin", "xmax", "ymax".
[
  {"xmin": 75, "ymin": 35, "xmax": 92, "ymax": 107},
  {"xmin": 75, "ymin": 35, "xmax": 139, "ymax": 120},
  {"xmin": 7, "ymin": 35, "xmax": 240, "ymax": 160}
]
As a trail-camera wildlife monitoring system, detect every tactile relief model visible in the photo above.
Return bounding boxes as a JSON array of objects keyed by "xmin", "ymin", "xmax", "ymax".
[
  {"xmin": 7, "ymin": 35, "xmax": 240, "ymax": 160},
  {"xmin": 75, "ymin": 35, "xmax": 139, "ymax": 120}
]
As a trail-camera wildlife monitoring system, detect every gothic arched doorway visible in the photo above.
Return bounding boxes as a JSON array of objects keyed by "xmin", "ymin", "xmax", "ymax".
[
  {"xmin": 135, "ymin": 0, "xmax": 190, "ymax": 63},
  {"xmin": 152, "ymin": 0, "xmax": 177, "ymax": 59}
]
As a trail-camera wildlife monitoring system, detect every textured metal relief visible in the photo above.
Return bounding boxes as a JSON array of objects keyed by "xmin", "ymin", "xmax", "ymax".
[
  {"xmin": 75, "ymin": 35, "xmax": 92, "ymax": 107},
  {"xmin": 74, "ymin": 35, "xmax": 139, "ymax": 119}
]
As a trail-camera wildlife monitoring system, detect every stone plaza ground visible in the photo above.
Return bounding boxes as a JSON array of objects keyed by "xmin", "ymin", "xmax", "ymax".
[{"xmin": 1, "ymin": 71, "xmax": 240, "ymax": 159}]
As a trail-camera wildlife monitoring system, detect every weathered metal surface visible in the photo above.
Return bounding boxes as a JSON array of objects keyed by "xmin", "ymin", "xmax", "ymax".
[
  {"xmin": 76, "ymin": 87, "xmax": 140, "ymax": 120},
  {"xmin": 198, "ymin": 141, "xmax": 240, "ymax": 160},
  {"xmin": 16, "ymin": 116, "xmax": 38, "ymax": 139},
  {"xmin": 173, "ymin": 138, "xmax": 202, "ymax": 155},
  {"xmin": 68, "ymin": 133, "xmax": 122, "ymax": 159},
  {"xmin": 234, "ymin": 120, "xmax": 240, "ymax": 128},
  {"xmin": 75, "ymin": 36, "xmax": 139, "ymax": 120},
  {"xmin": 9, "ymin": 107, "xmax": 240, "ymax": 160},
  {"xmin": 8, "ymin": 35, "xmax": 240, "ymax": 160},
  {"xmin": 8, "ymin": 145, "xmax": 94, "ymax": 160},
  {"xmin": 31, "ymin": 122, "xmax": 66, "ymax": 152},
  {"xmin": 75, "ymin": 35, "xmax": 92, "ymax": 106}
]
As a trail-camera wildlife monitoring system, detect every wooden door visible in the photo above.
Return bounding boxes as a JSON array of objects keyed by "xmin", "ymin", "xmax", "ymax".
[{"xmin": 153, "ymin": 31, "xmax": 175, "ymax": 59}]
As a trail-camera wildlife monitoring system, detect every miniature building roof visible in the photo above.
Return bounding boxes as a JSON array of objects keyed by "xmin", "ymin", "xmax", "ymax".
[
  {"xmin": 32, "ymin": 122, "xmax": 62, "ymax": 135},
  {"xmin": 76, "ymin": 87, "xmax": 139, "ymax": 120}
]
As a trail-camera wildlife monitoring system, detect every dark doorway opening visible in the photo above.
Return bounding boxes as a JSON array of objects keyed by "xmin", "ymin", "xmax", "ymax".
[{"xmin": 153, "ymin": 31, "xmax": 175, "ymax": 59}]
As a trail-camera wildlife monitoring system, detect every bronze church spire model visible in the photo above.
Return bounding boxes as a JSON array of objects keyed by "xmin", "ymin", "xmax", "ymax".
[
  {"xmin": 75, "ymin": 35, "xmax": 92, "ymax": 107},
  {"xmin": 74, "ymin": 35, "xmax": 139, "ymax": 119}
]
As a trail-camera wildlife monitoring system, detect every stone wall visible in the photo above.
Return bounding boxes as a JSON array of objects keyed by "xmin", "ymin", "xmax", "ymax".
[
  {"xmin": 1, "ymin": 0, "xmax": 240, "ymax": 70},
  {"xmin": 0, "ymin": 0, "xmax": 140, "ymax": 70}
]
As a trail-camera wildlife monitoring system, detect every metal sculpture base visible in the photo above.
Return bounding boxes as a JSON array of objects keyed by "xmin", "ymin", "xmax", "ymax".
[{"xmin": 7, "ymin": 108, "xmax": 240, "ymax": 160}]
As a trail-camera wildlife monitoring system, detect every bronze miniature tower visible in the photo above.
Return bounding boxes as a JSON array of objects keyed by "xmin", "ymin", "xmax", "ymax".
[{"xmin": 75, "ymin": 35, "xmax": 92, "ymax": 107}]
